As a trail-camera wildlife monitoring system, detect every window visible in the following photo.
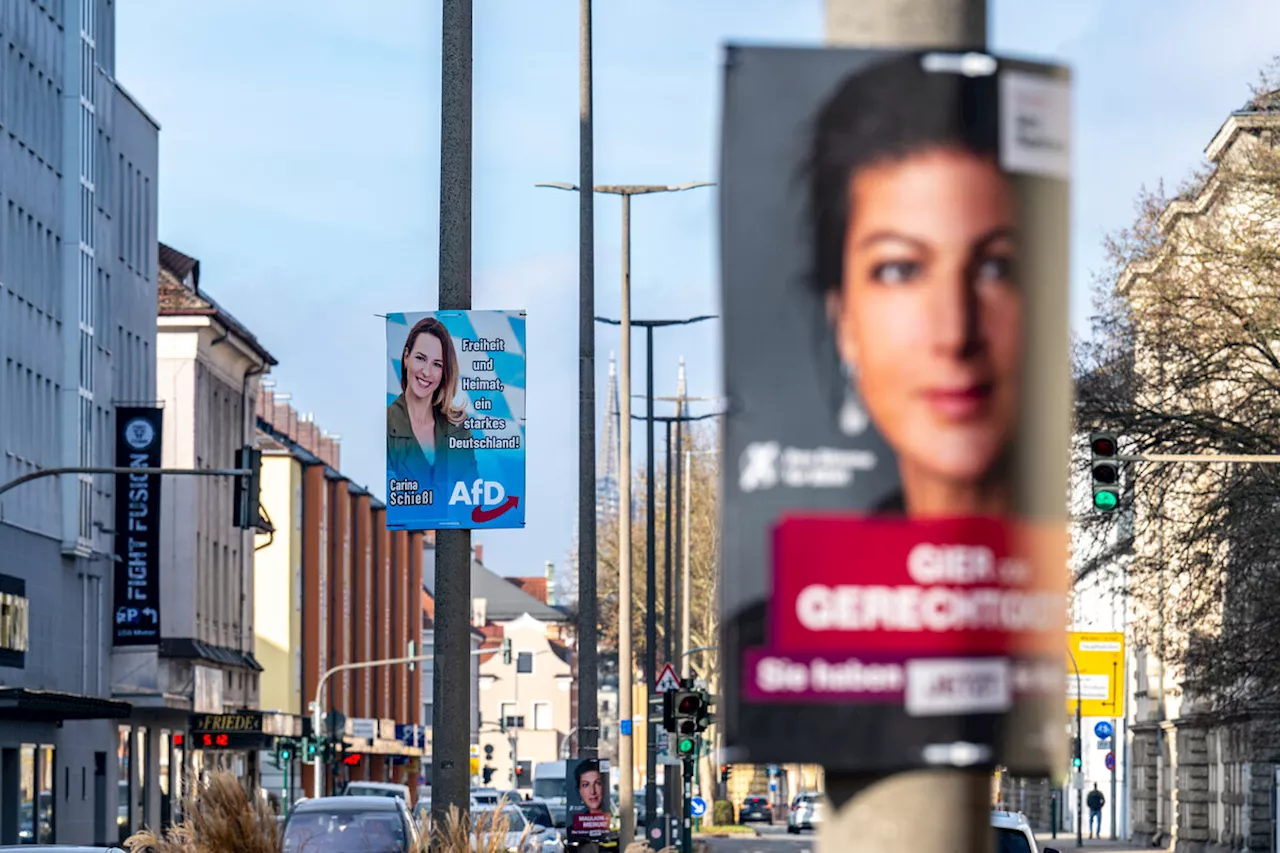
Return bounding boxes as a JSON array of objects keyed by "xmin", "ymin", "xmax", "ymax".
[
  {"xmin": 116, "ymin": 726, "xmax": 130, "ymax": 844},
  {"xmin": 499, "ymin": 702, "xmax": 523, "ymax": 731},
  {"xmin": 532, "ymin": 702, "xmax": 552, "ymax": 731},
  {"xmin": 516, "ymin": 652, "xmax": 533, "ymax": 674}
]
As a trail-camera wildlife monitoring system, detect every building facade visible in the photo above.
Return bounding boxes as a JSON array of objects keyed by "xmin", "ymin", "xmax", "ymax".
[
  {"xmin": 107, "ymin": 244, "xmax": 279, "ymax": 840},
  {"xmin": 419, "ymin": 619, "xmax": 483, "ymax": 783},
  {"xmin": 255, "ymin": 389, "xmax": 425, "ymax": 802},
  {"xmin": 0, "ymin": 0, "xmax": 159, "ymax": 843}
]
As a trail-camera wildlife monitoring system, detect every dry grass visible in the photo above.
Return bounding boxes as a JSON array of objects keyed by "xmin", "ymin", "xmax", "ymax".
[
  {"xmin": 425, "ymin": 798, "xmax": 531, "ymax": 853},
  {"xmin": 123, "ymin": 771, "xmax": 280, "ymax": 853}
]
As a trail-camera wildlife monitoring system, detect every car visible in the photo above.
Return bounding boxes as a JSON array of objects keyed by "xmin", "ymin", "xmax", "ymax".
[
  {"xmin": 991, "ymin": 809, "xmax": 1061, "ymax": 853},
  {"xmin": 344, "ymin": 780, "xmax": 412, "ymax": 802},
  {"xmin": 471, "ymin": 805, "xmax": 541, "ymax": 853},
  {"xmin": 517, "ymin": 798, "xmax": 565, "ymax": 852},
  {"xmin": 281, "ymin": 795, "xmax": 422, "ymax": 852},
  {"xmin": 738, "ymin": 794, "xmax": 773, "ymax": 824},
  {"xmin": 786, "ymin": 791, "xmax": 824, "ymax": 833}
]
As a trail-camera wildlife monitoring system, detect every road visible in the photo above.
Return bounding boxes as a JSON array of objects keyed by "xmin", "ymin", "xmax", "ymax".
[{"xmin": 700, "ymin": 824, "xmax": 815, "ymax": 853}]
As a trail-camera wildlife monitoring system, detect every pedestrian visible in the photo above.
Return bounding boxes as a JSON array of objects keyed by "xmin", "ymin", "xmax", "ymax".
[{"xmin": 1087, "ymin": 783, "xmax": 1105, "ymax": 839}]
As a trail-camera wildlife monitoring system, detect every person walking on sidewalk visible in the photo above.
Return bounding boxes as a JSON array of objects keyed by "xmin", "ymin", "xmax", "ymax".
[{"xmin": 1087, "ymin": 783, "xmax": 1106, "ymax": 839}]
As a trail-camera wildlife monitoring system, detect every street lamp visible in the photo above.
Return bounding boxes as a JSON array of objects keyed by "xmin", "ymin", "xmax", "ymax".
[{"xmin": 537, "ymin": 179, "xmax": 715, "ymax": 845}]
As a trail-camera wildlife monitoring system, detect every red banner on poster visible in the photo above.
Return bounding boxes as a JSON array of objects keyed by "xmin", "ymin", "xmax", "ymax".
[{"xmin": 769, "ymin": 515, "xmax": 1064, "ymax": 657}]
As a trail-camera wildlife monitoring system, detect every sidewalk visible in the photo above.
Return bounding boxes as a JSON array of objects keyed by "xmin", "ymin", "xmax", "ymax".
[{"xmin": 1035, "ymin": 832, "xmax": 1159, "ymax": 853}]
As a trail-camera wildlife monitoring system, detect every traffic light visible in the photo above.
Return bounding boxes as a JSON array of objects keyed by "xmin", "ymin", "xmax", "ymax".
[
  {"xmin": 1089, "ymin": 432, "xmax": 1120, "ymax": 512},
  {"xmin": 233, "ymin": 445, "xmax": 263, "ymax": 529},
  {"xmin": 502, "ymin": 637, "xmax": 512, "ymax": 666},
  {"xmin": 304, "ymin": 738, "xmax": 318, "ymax": 761},
  {"xmin": 670, "ymin": 689, "xmax": 705, "ymax": 759},
  {"xmin": 1072, "ymin": 736, "xmax": 1082, "ymax": 769},
  {"xmin": 720, "ymin": 764, "xmax": 730, "ymax": 783}
]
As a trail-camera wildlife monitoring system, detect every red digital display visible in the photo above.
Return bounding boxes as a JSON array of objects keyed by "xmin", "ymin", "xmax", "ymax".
[
  {"xmin": 200, "ymin": 733, "xmax": 231, "ymax": 748},
  {"xmin": 173, "ymin": 734, "xmax": 183, "ymax": 746},
  {"xmin": 343, "ymin": 753, "xmax": 362, "ymax": 766}
]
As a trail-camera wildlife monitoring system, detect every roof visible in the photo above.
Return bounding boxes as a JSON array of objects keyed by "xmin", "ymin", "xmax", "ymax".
[
  {"xmin": 507, "ymin": 577, "xmax": 548, "ymax": 604},
  {"xmin": 422, "ymin": 552, "xmax": 568, "ymax": 623},
  {"xmin": 158, "ymin": 241, "xmax": 278, "ymax": 366},
  {"xmin": 293, "ymin": 795, "xmax": 402, "ymax": 812}
]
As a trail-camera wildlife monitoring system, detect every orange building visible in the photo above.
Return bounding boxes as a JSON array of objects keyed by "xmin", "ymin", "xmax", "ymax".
[{"xmin": 254, "ymin": 389, "xmax": 424, "ymax": 802}]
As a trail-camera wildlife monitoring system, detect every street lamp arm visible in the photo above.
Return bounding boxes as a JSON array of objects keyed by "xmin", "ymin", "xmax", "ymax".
[
  {"xmin": 595, "ymin": 315, "xmax": 717, "ymax": 327},
  {"xmin": 681, "ymin": 645, "xmax": 719, "ymax": 661},
  {"xmin": 632, "ymin": 412, "xmax": 726, "ymax": 423},
  {"xmin": 0, "ymin": 466, "xmax": 250, "ymax": 499}
]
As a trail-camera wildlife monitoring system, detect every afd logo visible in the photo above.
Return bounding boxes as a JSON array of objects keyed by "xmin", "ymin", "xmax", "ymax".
[{"xmin": 449, "ymin": 479, "xmax": 520, "ymax": 523}]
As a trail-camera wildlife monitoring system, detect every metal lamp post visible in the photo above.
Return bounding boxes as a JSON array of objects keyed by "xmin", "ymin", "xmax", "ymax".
[{"xmin": 538, "ymin": 180, "xmax": 714, "ymax": 844}]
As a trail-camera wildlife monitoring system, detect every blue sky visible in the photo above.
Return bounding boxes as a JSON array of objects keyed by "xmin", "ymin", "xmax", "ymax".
[{"xmin": 116, "ymin": 1, "xmax": 1280, "ymax": 580}]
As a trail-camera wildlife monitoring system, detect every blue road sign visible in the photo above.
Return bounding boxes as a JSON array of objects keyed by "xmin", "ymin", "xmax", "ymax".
[
  {"xmin": 1105, "ymin": 751, "xmax": 1116, "ymax": 772},
  {"xmin": 1094, "ymin": 721, "xmax": 1114, "ymax": 740},
  {"xmin": 691, "ymin": 797, "xmax": 708, "ymax": 817},
  {"xmin": 620, "ymin": 719, "xmax": 632, "ymax": 736}
]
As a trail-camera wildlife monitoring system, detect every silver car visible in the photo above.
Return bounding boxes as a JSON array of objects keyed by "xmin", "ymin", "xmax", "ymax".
[{"xmin": 786, "ymin": 791, "xmax": 824, "ymax": 834}]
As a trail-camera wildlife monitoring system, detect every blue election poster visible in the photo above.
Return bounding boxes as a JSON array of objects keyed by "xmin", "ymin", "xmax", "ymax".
[{"xmin": 385, "ymin": 310, "xmax": 526, "ymax": 530}]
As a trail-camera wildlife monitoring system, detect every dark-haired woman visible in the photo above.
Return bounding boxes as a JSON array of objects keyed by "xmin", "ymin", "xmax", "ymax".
[{"xmin": 808, "ymin": 52, "xmax": 1021, "ymax": 518}]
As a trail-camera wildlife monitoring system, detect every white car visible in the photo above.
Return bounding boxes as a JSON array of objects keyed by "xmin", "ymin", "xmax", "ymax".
[
  {"xmin": 786, "ymin": 791, "xmax": 824, "ymax": 833},
  {"xmin": 471, "ymin": 805, "xmax": 541, "ymax": 853},
  {"xmin": 992, "ymin": 809, "xmax": 1061, "ymax": 853},
  {"xmin": 344, "ymin": 780, "xmax": 412, "ymax": 801}
]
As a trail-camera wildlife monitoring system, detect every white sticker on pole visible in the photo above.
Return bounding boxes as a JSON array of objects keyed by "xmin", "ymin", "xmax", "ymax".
[
  {"xmin": 904, "ymin": 658, "xmax": 1012, "ymax": 717},
  {"xmin": 999, "ymin": 69, "xmax": 1071, "ymax": 180}
]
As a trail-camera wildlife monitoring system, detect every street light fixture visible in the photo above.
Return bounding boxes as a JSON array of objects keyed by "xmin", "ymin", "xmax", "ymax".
[{"xmin": 537, "ymin": 179, "xmax": 715, "ymax": 845}]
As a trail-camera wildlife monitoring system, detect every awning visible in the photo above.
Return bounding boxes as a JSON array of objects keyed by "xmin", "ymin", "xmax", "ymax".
[
  {"xmin": 0, "ymin": 688, "xmax": 131, "ymax": 722},
  {"xmin": 159, "ymin": 637, "xmax": 263, "ymax": 672}
]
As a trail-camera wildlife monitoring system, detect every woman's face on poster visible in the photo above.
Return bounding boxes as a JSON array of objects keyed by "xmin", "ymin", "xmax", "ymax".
[
  {"xmin": 406, "ymin": 331, "xmax": 445, "ymax": 404},
  {"xmin": 579, "ymin": 769, "xmax": 604, "ymax": 811},
  {"xmin": 831, "ymin": 148, "xmax": 1022, "ymax": 489}
]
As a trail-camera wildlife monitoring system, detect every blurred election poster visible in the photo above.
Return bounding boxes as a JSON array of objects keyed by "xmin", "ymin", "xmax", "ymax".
[
  {"xmin": 566, "ymin": 758, "xmax": 613, "ymax": 845},
  {"xmin": 385, "ymin": 310, "xmax": 526, "ymax": 531},
  {"xmin": 718, "ymin": 47, "xmax": 1071, "ymax": 775}
]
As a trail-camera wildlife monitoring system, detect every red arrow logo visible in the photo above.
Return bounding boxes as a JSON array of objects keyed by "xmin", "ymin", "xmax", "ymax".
[{"xmin": 472, "ymin": 495, "xmax": 519, "ymax": 524}]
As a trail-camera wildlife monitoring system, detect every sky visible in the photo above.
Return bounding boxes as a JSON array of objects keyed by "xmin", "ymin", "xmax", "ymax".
[{"xmin": 115, "ymin": 0, "xmax": 1280, "ymax": 580}]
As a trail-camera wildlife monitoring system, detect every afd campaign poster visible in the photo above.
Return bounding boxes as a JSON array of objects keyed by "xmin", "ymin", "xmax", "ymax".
[
  {"xmin": 718, "ymin": 48, "xmax": 1071, "ymax": 775},
  {"xmin": 385, "ymin": 310, "xmax": 526, "ymax": 531}
]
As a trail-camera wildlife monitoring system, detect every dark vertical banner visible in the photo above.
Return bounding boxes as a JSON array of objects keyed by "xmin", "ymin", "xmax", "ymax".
[{"xmin": 113, "ymin": 406, "xmax": 163, "ymax": 646}]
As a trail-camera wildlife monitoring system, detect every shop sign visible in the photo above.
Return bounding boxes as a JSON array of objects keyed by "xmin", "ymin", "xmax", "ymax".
[{"xmin": 0, "ymin": 575, "xmax": 29, "ymax": 669}]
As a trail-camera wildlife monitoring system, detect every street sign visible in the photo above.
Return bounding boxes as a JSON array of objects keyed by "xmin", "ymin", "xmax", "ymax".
[
  {"xmin": 1066, "ymin": 631, "xmax": 1126, "ymax": 718},
  {"xmin": 1105, "ymin": 751, "xmax": 1115, "ymax": 772},
  {"xmin": 656, "ymin": 662, "xmax": 681, "ymax": 693},
  {"xmin": 654, "ymin": 727, "xmax": 681, "ymax": 766},
  {"xmin": 1094, "ymin": 720, "xmax": 1113, "ymax": 740},
  {"xmin": 691, "ymin": 797, "xmax": 708, "ymax": 818}
]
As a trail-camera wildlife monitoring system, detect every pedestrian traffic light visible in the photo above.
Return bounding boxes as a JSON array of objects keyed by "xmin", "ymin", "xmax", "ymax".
[
  {"xmin": 1072, "ymin": 736, "xmax": 1082, "ymax": 769},
  {"xmin": 676, "ymin": 734, "xmax": 697, "ymax": 758},
  {"xmin": 233, "ymin": 445, "xmax": 263, "ymax": 529},
  {"xmin": 502, "ymin": 637, "xmax": 512, "ymax": 666},
  {"xmin": 1089, "ymin": 432, "xmax": 1120, "ymax": 512},
  {"xmin": 304, "ymin": 738, "xmax": 318, "ymax": 761}
]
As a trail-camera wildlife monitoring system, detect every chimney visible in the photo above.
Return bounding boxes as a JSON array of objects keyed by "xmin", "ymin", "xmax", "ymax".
[
  {"xmin": 474, "ymin": 544, "xmax": 484, "ymax": 564},
  {"xmin": 545, "ymin": 561, "xmax": 556, "ymax": 607},
  {"xmin": 257, "ymin": 389, "xmax": 272, "ymax": 421}
]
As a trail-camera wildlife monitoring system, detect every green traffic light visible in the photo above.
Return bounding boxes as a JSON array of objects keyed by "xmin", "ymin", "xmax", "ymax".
[
  {"xmin": 1094, "ymin": 491, "xmax": 1118, "ymax": 511},
  {"xmin": 1072, "ymin": 757, "xmax": 1082, "ymax": 768},
  {"xmin": 678, "ymin": 738, "xmax": 695, "ymax": 754}
]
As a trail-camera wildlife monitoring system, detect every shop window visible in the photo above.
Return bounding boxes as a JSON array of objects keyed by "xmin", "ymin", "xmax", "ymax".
[
  {"xmin": 19, "ymin": 744, "xmax": 34, "ymax": 843},
  {"xmin": 159, "ymin": 730, "xmax": 171, "ymax": 829},
  {"xmin": 134, "ymin": 727, "xmax": 147, "ymax": 829},
  {"xmin": 116, "ymin": 726, "xmax": 131, "ymax": 844},
  {"xmin": 38, "ymin": 744, "xmax": 54, "ymax": 843}
]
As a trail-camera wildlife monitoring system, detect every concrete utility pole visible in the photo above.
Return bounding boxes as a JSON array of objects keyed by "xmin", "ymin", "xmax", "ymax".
[
  {"xmin": 576, "ymin": 0, "xmax": 600, "ymax": 764},
  {"xmin": 432, "ymin": 0, "xmax": 473, "ymax": 829},
  {"xmin": 819, "ymin": 2, "xmax": 989, "ymax": 852}
]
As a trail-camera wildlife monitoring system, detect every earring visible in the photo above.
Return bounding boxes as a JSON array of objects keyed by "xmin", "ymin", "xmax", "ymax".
[{"xmin": 839, "ymin": 361, "xmax": 869, "ymax": 437}]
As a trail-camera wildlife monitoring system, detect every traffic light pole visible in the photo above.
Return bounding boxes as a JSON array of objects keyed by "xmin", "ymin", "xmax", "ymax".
[
  {"xmin": 681, "ymin": 756, "xmax": 694, "ymax": 853},
  {"xmin": 1068, "ymin": 649, "xmax": 1083, "ymax": 848}
]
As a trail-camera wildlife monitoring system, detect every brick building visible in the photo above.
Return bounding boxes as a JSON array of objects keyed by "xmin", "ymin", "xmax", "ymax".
[{"xmin": 254, "ymin": 388, "xmax": 424, "ymax": 803}]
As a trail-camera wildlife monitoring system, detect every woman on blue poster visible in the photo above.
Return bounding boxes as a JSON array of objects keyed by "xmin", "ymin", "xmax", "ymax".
[{"xmin": 386, "ymin": 316, "xmax": 478, "ymax": 506}]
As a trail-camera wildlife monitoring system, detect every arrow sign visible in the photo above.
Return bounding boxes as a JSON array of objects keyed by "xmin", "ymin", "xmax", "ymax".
[
  {"xmin": 690, "ymin": 797, "xmax": 707, "ymax": 817},
  {"xmin": 656, "ymin": 662, "xmax": 680, "ymax": 693}
]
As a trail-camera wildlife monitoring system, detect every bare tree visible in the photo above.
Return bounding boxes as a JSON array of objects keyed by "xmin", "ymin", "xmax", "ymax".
[{"xmin": 1074, "ymin": 65, "xmax": 1280, "ymax": 713}]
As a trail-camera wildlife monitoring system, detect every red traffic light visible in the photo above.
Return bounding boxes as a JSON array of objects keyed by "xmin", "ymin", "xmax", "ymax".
[
  {"xmin": 1091, "ymin": 437, "xmax": 1116, "ymax": 456},
  {"xmin": 677, "ymin": 695, "xmax": 700, "ymax": 714}
]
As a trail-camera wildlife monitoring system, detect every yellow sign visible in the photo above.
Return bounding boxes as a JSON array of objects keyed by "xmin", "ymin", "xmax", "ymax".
[
  {"xmin": 1066, "ymin": 631, "xmax": 1125, "ymax": 718},
  {"xmin": 469, "ymin": 757, "xmax": 480, "ymax": 775}
]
